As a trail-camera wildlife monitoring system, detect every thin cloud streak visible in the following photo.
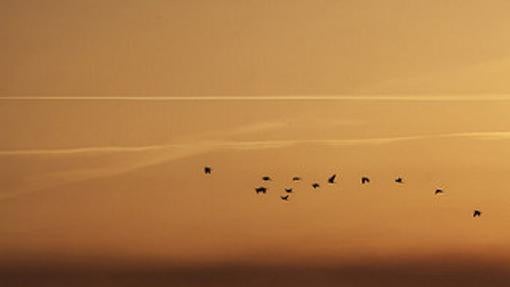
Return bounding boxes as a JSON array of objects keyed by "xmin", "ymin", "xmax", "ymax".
[
  {"xmin": 0, "ymin": 145, "xmax": 177, "ymax": 156},
  {"xmin": 3, "ymin": 95, "xmax": 510, "ymax": 101},
  {"xmin": 3, "ymin": 131, "xmax": 510, "ymax": 201},
  {"xmin": 3, "ymin": 131, "xmax": 510, "ymax": 156}
]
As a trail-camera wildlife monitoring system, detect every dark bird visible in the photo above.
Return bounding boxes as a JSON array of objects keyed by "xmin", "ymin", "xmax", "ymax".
[
  {"xmin": 435, "ymin": 189, "xmax": 444, "ymax": 195},
  {"xmin": 361, "ymin": 177, "xmax": 370, "ymax": 184},
  {"xmin": 281, "ymin": 195, "xmax": 289, "ymax": 201},
  {"xmin": 262, "ymin": 176, "xmax": 272, "ymax": 181},
  {"xmin": 328, "ymin": 174, "xmax": 337, "ymax": 184},
  {"xmin": 473, "ymin": 210, "xmax": 482, "ymax": 217},
  {"xmin": 285, "ymin": 188, "xmax": 293, "ymax": 193},
  {"xmin": 395, "ymin": 177, "xmax": 403, "ymax": 184},
  {"xmin": 312, "ymin": 183, "xmax": 320, "ymax": 189},
  {"xmin": 255, "ymin": 187, "xmax": 267, "ymax": 194},
  {"xmin": 292, "ymin": 176, "xmax": 302, "ymax": 181},
  {"xmin": 204, "ymin": 166, "xmax": 212, "ymax": 174}
]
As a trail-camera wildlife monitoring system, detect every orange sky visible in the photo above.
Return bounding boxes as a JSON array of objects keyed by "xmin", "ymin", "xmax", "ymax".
[
  {"xmin": 2, "ymin": 1, "xmax": 510, "ymax": 266},
  {"xmin": 3, "ymin": 0, "xmax": 510, "ymax": 97}
]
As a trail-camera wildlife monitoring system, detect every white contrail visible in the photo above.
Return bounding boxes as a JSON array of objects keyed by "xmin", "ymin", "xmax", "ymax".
[{"xmin": 3, "ymin": 95, "xmax": 510, "ymax": 101}]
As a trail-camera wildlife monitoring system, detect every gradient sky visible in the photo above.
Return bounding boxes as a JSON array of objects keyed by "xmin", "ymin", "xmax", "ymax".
[{"xmin": 2, "ymin": 1, "xmax": 510, "ymax": 268}]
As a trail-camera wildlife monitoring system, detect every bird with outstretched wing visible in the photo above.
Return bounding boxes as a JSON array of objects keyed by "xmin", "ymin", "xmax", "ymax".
[{"xmin": 255, "ymin": 187, "xmax": 267, "ymax": 194}]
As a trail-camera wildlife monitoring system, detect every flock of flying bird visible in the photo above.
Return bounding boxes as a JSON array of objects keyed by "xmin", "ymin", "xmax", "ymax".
[{"xmin": 203, "ymin": 166, "xmax": 483, "ymax": 218}]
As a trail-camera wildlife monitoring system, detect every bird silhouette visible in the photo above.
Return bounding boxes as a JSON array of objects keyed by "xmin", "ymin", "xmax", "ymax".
[
  {"xmin": 312, "ymin": 183, "xmax": 320, "ymax": 189},
  {"xmin": 435, "ymin": 189, "xmax": 444, "ymax": 195},
  {"xmin": 204, "ymin": 166, "xmax": 212, "ymax": 174},
  {"xmin": 395, "ymin": 177, "xmax": 403, "ymax": 183},
  {"xmin": 473, "ymin": 210, "xmax": 482, "ymax": 217},
  {"xmin": 361, "ymin": 177, "xmax": 370, "ymax": 184},
  {"xmin": 328, "ymin": 174, "xmax": 337, "ymax": 184},
  {"xmin": 262, "ymin": 176, "xmax": 272, "ymax": 181},
  {"xmin": 285, "ymin": 188, "xmax": 293, "ymax": 193},
  {"xmin": 255, "ymin": 187, "xmax": 267, "ymax": 194},
  {"xmin": 292, "ymin": 176, "xmax": 302, "ymax": 181},
  {"xmin": 281, "ymin": 195, "xmax": 289, "ymax": 201}
]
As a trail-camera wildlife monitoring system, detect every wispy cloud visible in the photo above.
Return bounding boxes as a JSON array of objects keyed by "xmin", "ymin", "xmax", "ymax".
[
  {"xmin": 0, "ymin": 144, "xmax": 174, "ymax": 156},
  {"xmin": 3, "ymin": 131, "xmax": 510, "ymax": 201},
  {"xmin": 3, "ymin": 131, "xmax": 510, "ymax": 156}
]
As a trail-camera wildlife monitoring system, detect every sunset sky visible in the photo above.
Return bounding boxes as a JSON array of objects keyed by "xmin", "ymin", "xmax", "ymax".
[{"xmin": 2, "ymin": 1, "xmax": 510, "ymax": 285}]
